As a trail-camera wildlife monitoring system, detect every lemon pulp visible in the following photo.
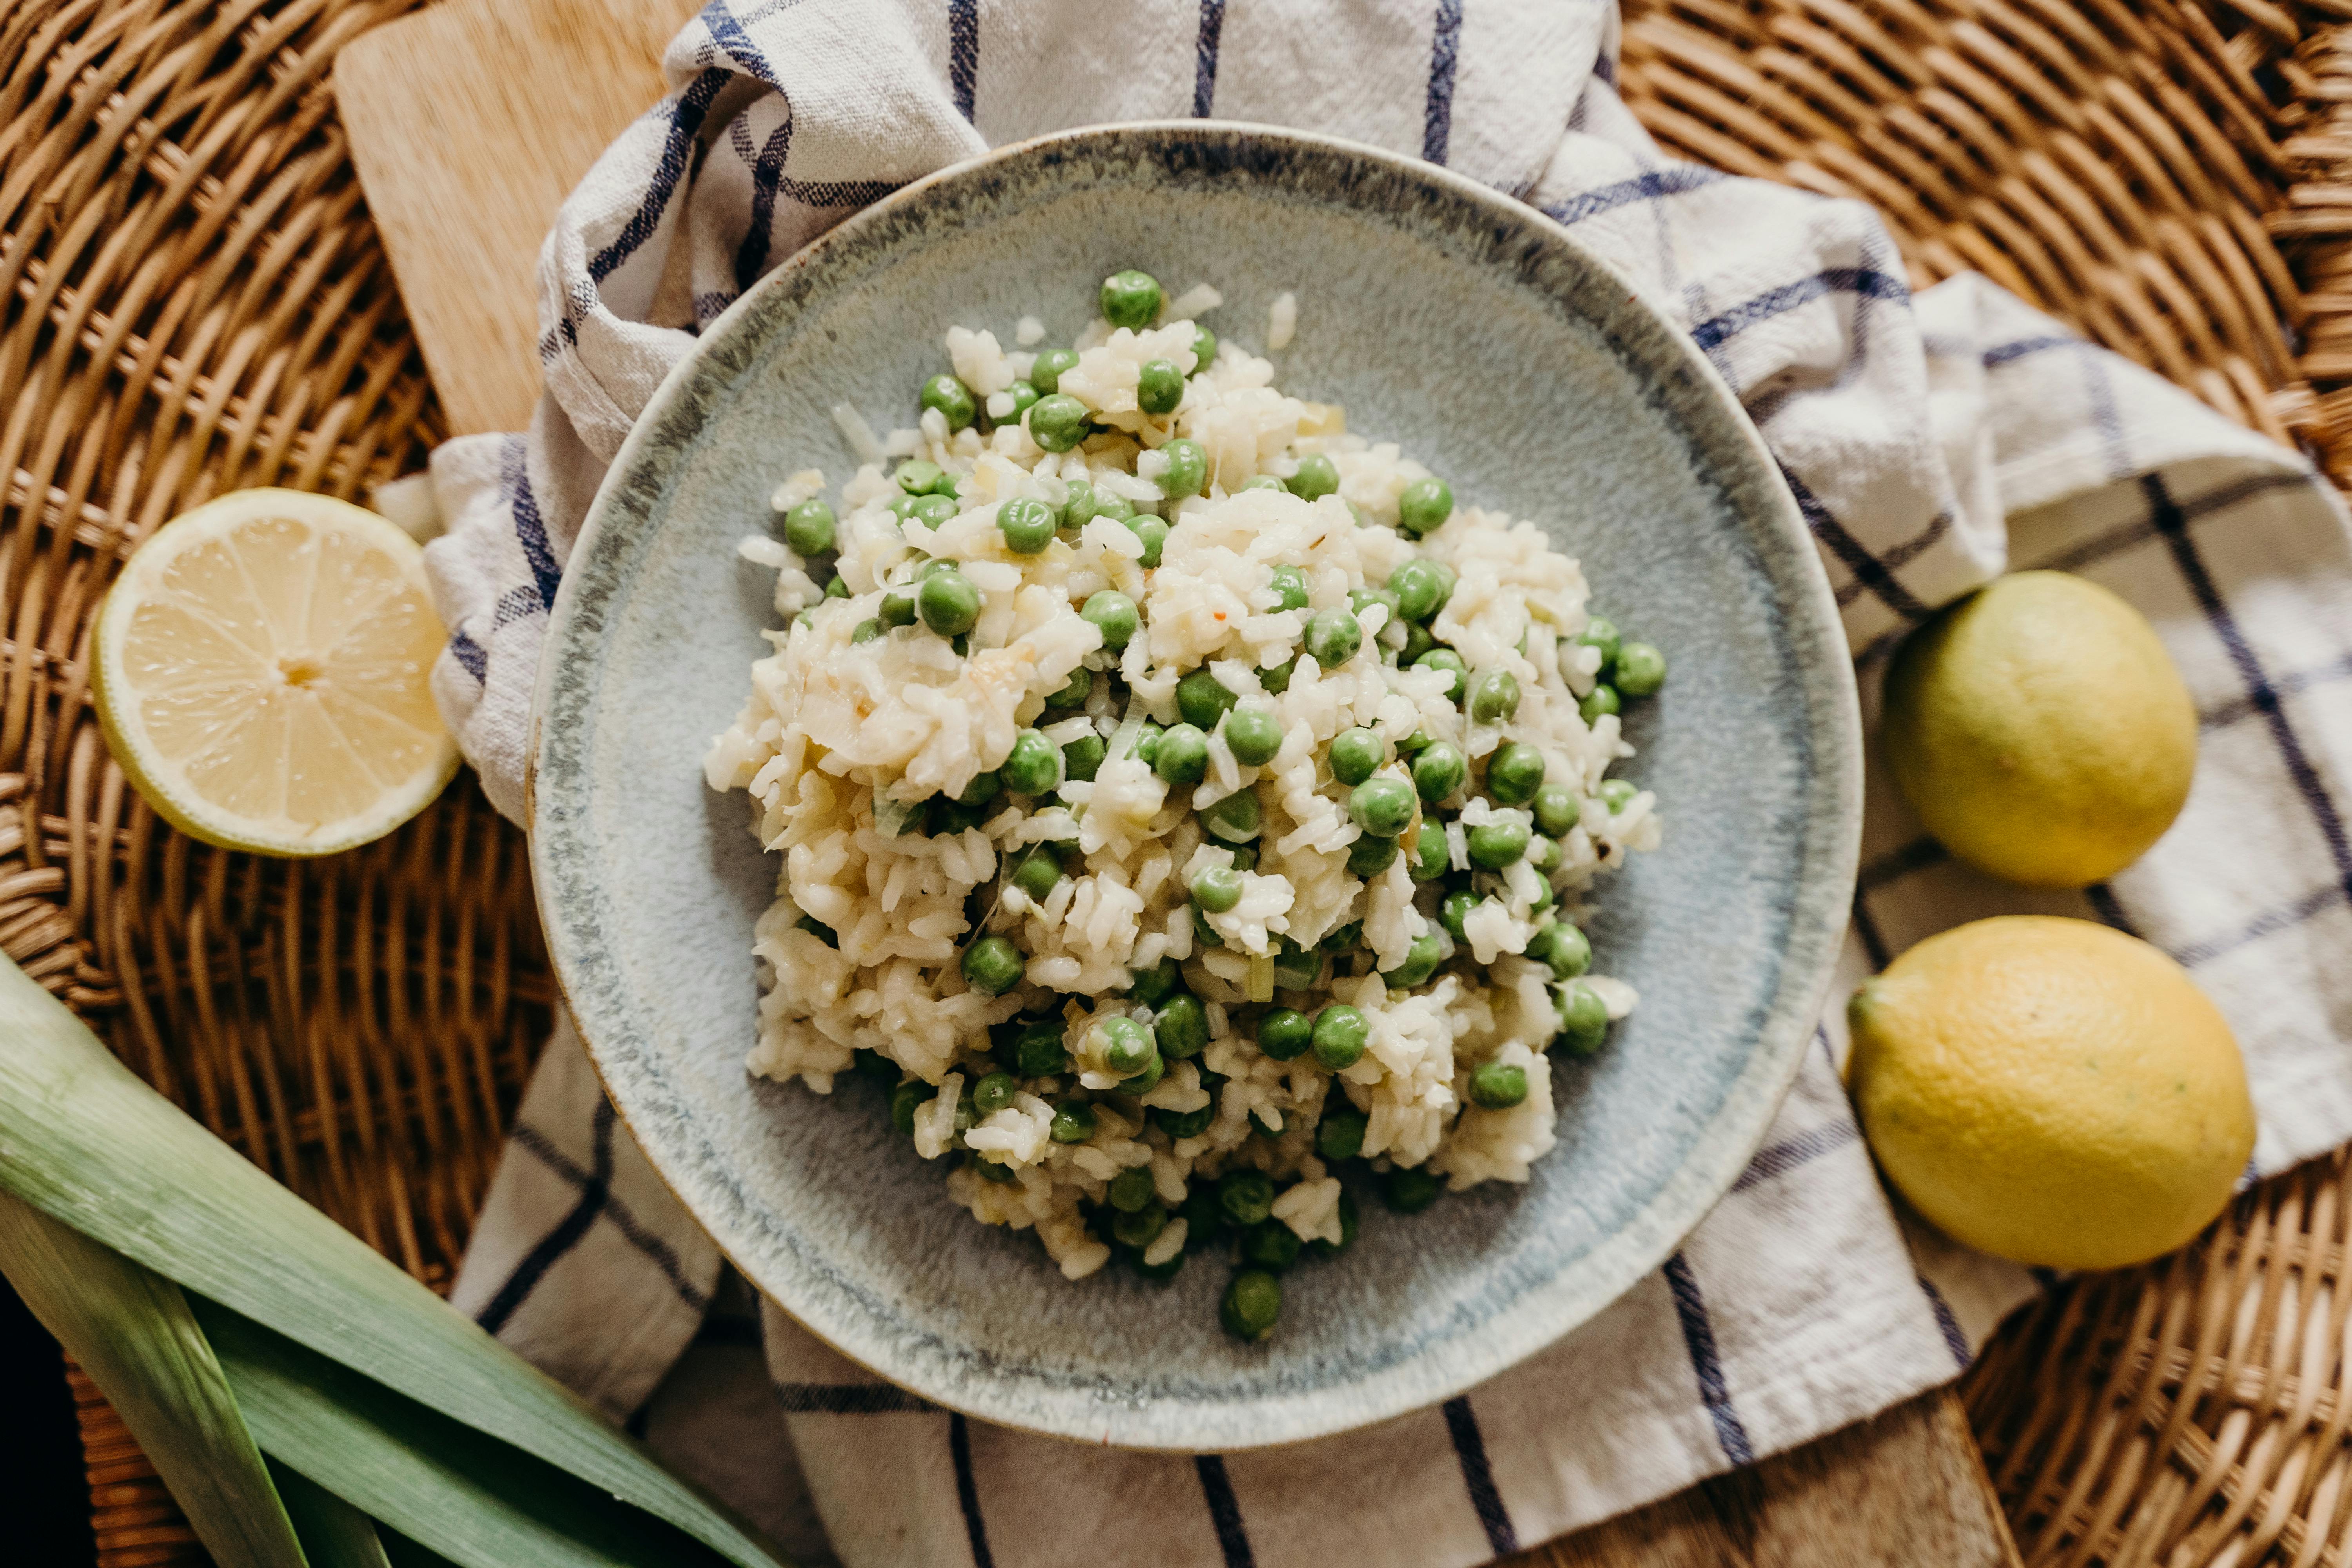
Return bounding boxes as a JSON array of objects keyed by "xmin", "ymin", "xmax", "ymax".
[{"xmin": 94, "ymin": 489, "xmax": 457, "ymax": 857}]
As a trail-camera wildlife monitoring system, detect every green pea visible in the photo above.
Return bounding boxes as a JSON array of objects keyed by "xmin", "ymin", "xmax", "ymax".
[
  {"xmin": 1401, "ymin": 729, "xmax": 1434, "ymax": 755},
  {"xmin": 929, "ymin": 796, "xmax": 987, "ymax": 835},
  {"xmin": 1192, "ymin": 867, "xmax": 1241, "ymax": 916},
  {"xmin": 1128, "ymin": 515, "xmax": 1169, "ymax": 568},
  {"xmin": 1389, "ymin": 558, "xmax": 1450, "ymax": 621},
  {"xmin": 1270, "ymin": 937, "xmax": 1321, "ymax": 991},
  {"xmin": 1269, "ymin": 564, "xmax": 1309, "ymax": 611},
  {"xmin": 1350, "ymin": 777, "xmax": 1416, "ymax": 838},
  {"xmin": 1307, "ymin": 1187, "xmax": 1360, "ymax": 1258},
  {"xmin": 999, "ymin": 1016, "xmax": 1065, "ymax": 1077},
  {"xmin": 1413, "ymin": 646, "xmax": 1468, "ymax": 701},
  {"xmin": 1100, "ymin": 269, "xmax": 1163, "ymax": 329},
  {"xmin": 887, "ymin": 493, "xmax": 920, "ymax": 521},
  {"xmin": 1486, "ymin": 742, "xmax": 1547, "ymax": 805},
  {"xmin": 1381, "ymin": 932, "xmax": 1444, "ymax": 989},
  {"xmin": 1003, "ymin": 379, "xmax": 1040, "ymax": 420},
  {"xmin": 851, "ymin": 618, "xmax": 882, "ymax": 644},
  {"xmin": 1534, "ymin": 782, "xmax": 1581, "ymax": 838},
  {"xmin": 1348, "ymin": 588, "xmax": 1401, "ymax": 630},
  {"xmin": 1381, "ymin": 1165, "xmax": 1442, "ymax": 1214},
  {"xmin": 1051, "ymin": 1102, "xmax": 1096, "ymax": 1143},
  {"xmin": 1155, "ymin": 722, "xmax": 1209, "ymax": 785},
  {"xmin": 895, "ymin": 459, "xmax": 945, "ymax": 495},
  {"xmin": 1219, "ymin": 1169, "xmax": 1276, "ymax": 1227},
  {"xmin": 1227, "ymin": 843, "xmax": 1259, "ymax": 872},
  {"xmin": 1555, "ymin": 980, "xmax": 1610, "ymax": 1056},
  {"xmin": 1110, "ymin": 1204, "xmax": 1166, "ymax": 1249},
  {"xmin": 973, "ymin": 1071, "xmax": 1019, "ymax": 1116},
  {"xmin": 1069, "ymin": 594, "xmax": 1134, "ymax": 657},
  {"xmin": 1316, "ymin": 1103, "xmax": 1368, "ymax": 1161},
  {"xmin": 920, "ymin": 373, "xmax": 977, "ymax": 429},
  {"xmin": 909, "ymin": 494, "xmax": 959, "ymax": 527},
  {"xmin": 1615, "ymin": 641, "xmax": 1667, "ymax": 697},
  {"xmin": 1407, "ymin": 820, "xmax": 1450, "ymax": 882},
  {"xmin": 1257, "ymin": 1007, "xmax": 1312, "ymax": 1060},
  {"xmin": 890, "ymin": 1079, "xmax": 937, "ymax": 1135},
  {"xmin": 1397, "ymin": 476, "xmax": 1453, "ymax": 535},
  {"xmin": 1467, "ymin": 820, "xmax": 1530, "ymax": 870},
  {"xmin": 1156, "ymin": 437, "xmax": 1207, "ymax": 498},
  {"xmin": 1044, "ymin": 665, "xmax": 1093, "ymax": 709},
  {"xmin": 1401, "ymin": 622, "xmax": 1436, "ymax": 664},
  {"xmin": 1241, "ymin": 1219, "xmax": 1301, "ymax": 1271},
  {"xmin": 1099, "ymin": 1015, "xmax": 1156, "ymax": 1075},
  {"xmin": 782, "ymin": 498, "xmax": 836, "ymax": 556},
  {"xmin": 1258, "ymin": 657, "xmax": 1296, "ymax": 694},
  {"xmin": 1304, "ymin": 607, "xmax": 1363, "ymax": 668},
  {"xmin": 1468, "ymin": 668, "xmax": 1521, "ymax": 723},
  {"xmin": 957, "ymin": 769, "xmax": 1002, "ymax": 807},
  {"xmin": 1243, "ymin": 475, "xmax": 1285, "ymax": 492},
  {"xmin": 1178, "ymin": 668, "xmax": 1239, "ymax": 730},
  {"xmin": 1109, "ymin": 1165, "xmax": 1156, "ymax": 1212},
  {"xmin": 1190, "ymin": 325, "xmax": 1217, "ymax": 370},
  {"xmin": 824, "ymin": 575, "xmax": 850, "ymax": 600},
  {"xmin": 1329, "ymin": 727, "xmax": 1385, "ymax": 786},
  {"xmin": 1286, "ymin": 454, "xmax": 1339, "ymax": 501},
  {"xmin": 1599, "ymin": 778, "xmax": 1638, "ymax": 814},
  {"xmin": 1001, "ymin": 730, "xmax": 1062, "ymax": 795},
  {"xmin": 1319, "ymin": 921, "xmax": 1364, "ymax": 956},
  {"xmin": 1468, "ymin": 1061, "xmax": 1528, "ymax": 1110},
  {"xmin": 996, "ymin": 497, "xmax": 1056, "ymax": 554},
  {"xmin": 919, "ymin": 557, "xmax": 962, "ymax": 577},
  {"xmin": 1577, "ymin": 615, "xmax": 1622, "ymax": 667},
  {"xmin": 1438, "ymin": 889, "xmax": 1481, "ymax": 943},
  {"xmin": 1129, "ymin": 958, "xmax": 1183, "ymax": 1007},
  {"xmin": 962, "ymin": 936, "xmax": 1024, "ymax": 995},
  {"xmin": 1137, "ymin": 358, "xmax": 1184, "ymax": 415},
  {"xmin": 1347, "ymin": 835, "xmax": 1399, "ymax": 878},
  {"xmin": 1579, "ymin": 684, "xmax": 1621, "ymax": 724},
  {"xmin": 1526, "ymin": 833, "xmax": 1562, "ymax": 874},
  {"xmin": 1221, "ymin": 1269, "xmax": 1282, "ymax": 1341},
  {"xmin": 1133, "ymin": 722, "xmax": 1164, "ymax": 766},
  {"xmin": 1056, "ymin": 479, "xmax": 1098, "ymax": 528},
  {"xmin": 1412, "ymin": 741, "xmax": 1467, "ymax": 804},
  {"xmin": 1027, "ymin": 393, "xmax": 1091, "ymax": 452},
  {"xmin": 1312, "ymin": 1005, "xmax": 1368, "ymax": 1070},
  {"xmin": 1154, "ymin": 1101, "xmax": 1216, "ymax": 1138},
  {"xmin": 1200, "ymin": 788, "xmax": 1262, "ymax": 844},
  {"xmin": 1031, "ymin": 348, "xmax": 1078, "ymax": 395},
  {"xmin": 1224, "ymin": 708, "xmax": 1283, "ymax": 767},
  {"xmin": 1010, "ymin": 846, "xmax": 1062, "ymax": 900},
  {"xmin": 1529, "ymin": 920, "xmax": 1592, "ymax": 980},
  {"xmin": 1061, "ymin": 732, "xmax": 1107, "ymax": 783}
]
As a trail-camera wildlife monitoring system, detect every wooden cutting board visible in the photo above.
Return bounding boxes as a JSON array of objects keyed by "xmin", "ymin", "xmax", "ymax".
[{"xmin": 331, "ymin": 8, "xmax": 2021, "ymax": 1564}]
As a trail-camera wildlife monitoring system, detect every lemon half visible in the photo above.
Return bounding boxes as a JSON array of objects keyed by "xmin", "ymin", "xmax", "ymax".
[{"xmin": 93, "ymin": 488, "xmax": 458, "ymax": 857}]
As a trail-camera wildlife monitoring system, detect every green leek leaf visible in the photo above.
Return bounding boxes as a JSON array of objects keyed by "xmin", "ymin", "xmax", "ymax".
[
  {"xmin": 0, "ymin": 955, "xmax": 783, "ymax": 1568},
  {"xmin": 203, "ymin": 1299, "xmax": 733, "ymax": 1568},
  {"xmin": 272, "ymin": 1463, "xmax": 392, "ymax": 1568},
  {"xmin": 0, "ymin": 1191, "xmax": 308, "ymax": 1568}
]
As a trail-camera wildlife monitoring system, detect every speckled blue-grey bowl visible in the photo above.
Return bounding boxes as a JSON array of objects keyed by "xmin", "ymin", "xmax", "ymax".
[{"xmin": 531, "ymin": 123, "xmax": 1861, "ymax": 1452}]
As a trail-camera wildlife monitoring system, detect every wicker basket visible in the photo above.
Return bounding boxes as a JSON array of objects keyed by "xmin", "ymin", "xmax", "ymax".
[{"xmin": 5, "ymin": 0, "xmax": 2349, "ymax": 1564}]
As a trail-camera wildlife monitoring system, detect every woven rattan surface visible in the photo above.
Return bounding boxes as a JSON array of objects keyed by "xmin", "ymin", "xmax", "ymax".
[{"xmin": 4, "ymin": 0, "xmax": 2348, "ymax": 1563}]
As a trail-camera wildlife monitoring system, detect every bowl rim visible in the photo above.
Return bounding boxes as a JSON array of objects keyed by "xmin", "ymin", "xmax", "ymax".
[{"xmin": 529, "ymin": 118, "xmax": 1864, "ymax": 1451}]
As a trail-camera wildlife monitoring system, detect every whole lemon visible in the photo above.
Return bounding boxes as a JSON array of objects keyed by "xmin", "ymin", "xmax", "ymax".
[
  {"xmin": 1848, "ymin": 916, "xmax": 2253, "ymax": 1269},
  {"xmin": 1881, "ymin": 571, "xmax": 2195, "ymax": 887}
]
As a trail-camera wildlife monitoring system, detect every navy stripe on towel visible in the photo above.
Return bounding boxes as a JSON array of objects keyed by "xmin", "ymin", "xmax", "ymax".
[
  {"xmin": 1916, "ymin": 1276, "xmax": 1972, "ymax": 1370},
  {"xmin": 1421, "ymin": 0, "xmax": 1464, "ymax": 163},
  {"xmin": 476, "ymin": 1100, "xmax": 617, "ymax": 1334},
  {"xmin": 773, "ymin": 1381, "xmax": 940, "ymax": 1414},
  {"xmin": 1542, "ymin": 167, "xmax": 1724, "ymax": 228},
  {"xmin": 1781, "ymin": 464, "xmax": 1929, "ymax": 623},
  {"xmin": 588, "ymin": 68, "xmax": 731, "ymax": 284},
  {"xmin": 2082, "ymin": 883, "xmax": 2138, "ymax": 936},
  {"xmin": 1442, "ymin": 1397, "xmax": 1519, "ymax": 1555},
  {"xmin": 1730, "ymin": 1118, "xmax": 1861, "ymax": 1192},
  {"xmin": 505, "ymin": 437, "xmax": 564, "ymax": 612},
  {"xmin": 1193, "ymin": 0, "xmax": 1226, "ymax": 117},
  {"xmin": 949, "ymin": 1414, "xmax": 995, "ymax": 1567},
  {"xmin": 2148, "ymin": 472, "xmax": 2352, "ymax": 904},
  {"xmin": 1664, "ymin": 1251, "xmax": 1754, "ymax": 1464},
  {"xmin": 508, "ymin": 1122, "xmax": 710, "ymax": 1312},
  {"xmin": 1194, "ymin": 1455, "xmax": 1255, "ymax": 1568},
  {"xmin": 1690, "ymin": 266, "xmax": 1910, "ymax": 355},
  {"xmin": 947, "ymin": 0, "xmax": 979, "ymax": 121}
]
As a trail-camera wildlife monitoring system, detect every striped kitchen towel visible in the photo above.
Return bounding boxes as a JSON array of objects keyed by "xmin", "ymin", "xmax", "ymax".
[{"xmin": 425, "ymin": 2, "xmax": 2352, "ymax": 1563}]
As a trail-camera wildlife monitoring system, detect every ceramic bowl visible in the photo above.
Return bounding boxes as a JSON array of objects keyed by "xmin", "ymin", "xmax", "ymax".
[{"xmin": 531, "ymin": 122, "xmax": 1861, "ymax": 1451}]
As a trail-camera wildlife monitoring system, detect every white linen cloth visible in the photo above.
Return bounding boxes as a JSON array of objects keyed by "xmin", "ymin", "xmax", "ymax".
[{"xmin": 423, "ymin": 2, "xmax": 2352, "ymax": 1563}]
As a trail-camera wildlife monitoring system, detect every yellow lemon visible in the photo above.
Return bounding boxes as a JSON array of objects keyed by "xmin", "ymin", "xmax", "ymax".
[
  {"xmin": 1881, "ymin": 571, "xmax": 2195, "ymax": 887},
  {"xmin": 92, "ymin": 488, "xmax": 458, "ymax": 857},
  {"xmin": 1848, "ymin": 916, "xmax": 2253, "ymax": 1269}
]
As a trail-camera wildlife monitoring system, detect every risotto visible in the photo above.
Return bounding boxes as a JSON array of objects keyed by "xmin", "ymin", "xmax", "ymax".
[{"xmin": 705, "ymin": 269, "xmax": 1667, "ymax": 1341}]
